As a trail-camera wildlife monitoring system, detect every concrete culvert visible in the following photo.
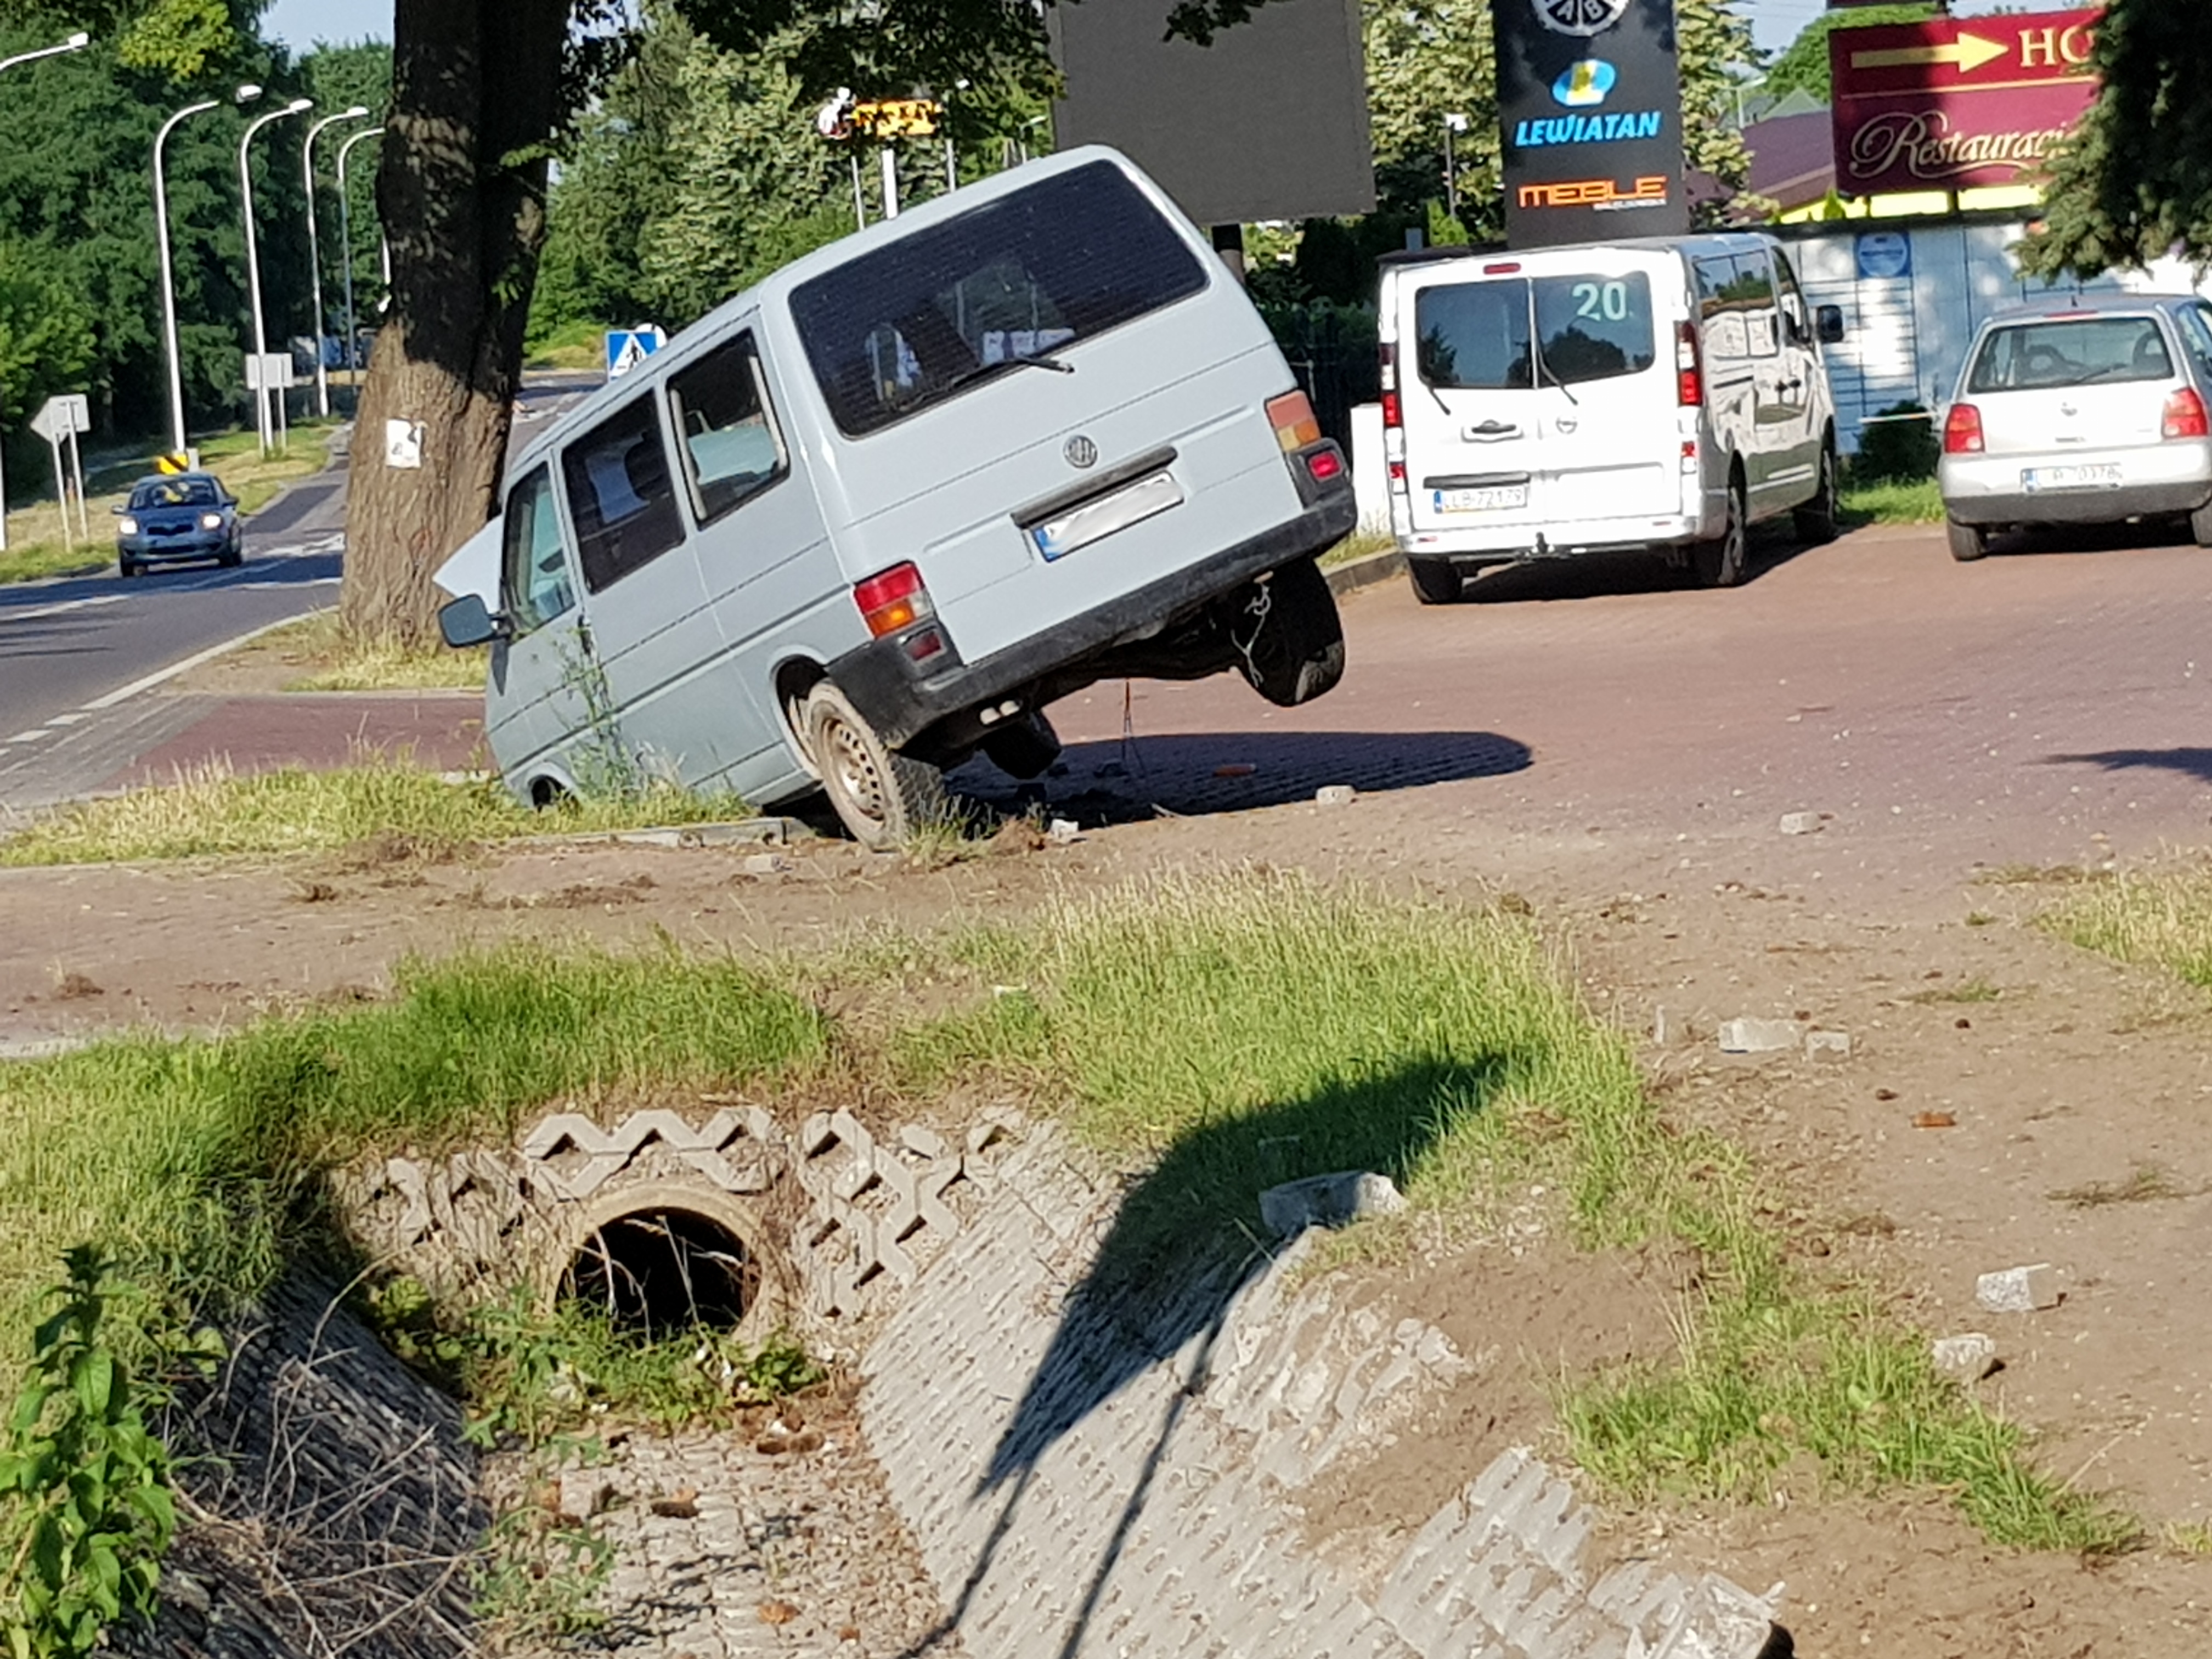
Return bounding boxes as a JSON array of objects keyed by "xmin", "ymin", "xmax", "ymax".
[{"xmin": 561, "ymin": 1207, "xmax": 756, "ymax": 1336}]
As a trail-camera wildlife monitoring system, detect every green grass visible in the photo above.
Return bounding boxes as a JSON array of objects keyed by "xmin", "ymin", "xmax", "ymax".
[
  {"xmin": 2040, "ymin": 864, "xmax": 2212, "ymax": 986},
  {"xmin": 1839, "ymin": 475, "xmax": 1944, "ymax": 526},
  {"xmin": 0, "ymin": 755, "xmax": 749, "ymax": 866},
  {"xmin": 0, "ymin": 871, "xmax": 2132, "ymax": 1553},
  {"xmin": 0, "ymin": 539, "xmax": 108, "ymax": 585},
  {"xmin": 525, "ymin": 320, "xmax": 607, "ymax": 373},
  {"xmin": 226, "ymin": 609, "xmax": 489, "ymax": 692},
  {"xmin": 1319, "ymin": 526, "xmax": 1396, "ymax": 568}
]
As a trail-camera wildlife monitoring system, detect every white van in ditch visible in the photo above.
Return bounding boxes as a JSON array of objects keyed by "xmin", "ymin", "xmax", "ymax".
[
  {"xmin": 436, "ymin": 146, "xmax": 1355, "ymax": 846},
  {"xmin": 1376, "ymin": 233, "xmax": 1846, "ymax": 601}
]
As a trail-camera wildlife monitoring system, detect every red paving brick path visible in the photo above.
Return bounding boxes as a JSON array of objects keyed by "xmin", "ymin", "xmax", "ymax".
[{"xmin": 115, "ymin": 692, "xmax": 486, "ymax": 788}]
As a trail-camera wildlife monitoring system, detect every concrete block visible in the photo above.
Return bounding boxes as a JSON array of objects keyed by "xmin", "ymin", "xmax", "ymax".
[
  {"xmin": 739, "ymin": 851, "xmax": 791, "ymax": 877},
  {"xmin": 1717, "ymin": 1017, "xmax": 1803, "ymax": 1054},
  {"xmin": 1259, "ymin": 1170, "xmax": 1406, "ymax": 1238},
  {"xmin": 1931, "ymin": 1332, "xmax": 1999, "ymax": 1382},
  {"xmin": 1778, "ymin": 811, "xmax": 1824, "ymax": 835},
  {"xmin": 1804, "ymin": 1029, "xmax": 1852, "ymax": 1059},
  {"xmin": 1976, "ymin": 1263, "xmax": 2062, "ymax": 1312},
  {"xmin": 1048, "ymin": 817, "xmax": 1081, "ymax": 843},
  {"xmin": 1315, "ymin": 784, "xmax": 1359, "ymax": 807}
]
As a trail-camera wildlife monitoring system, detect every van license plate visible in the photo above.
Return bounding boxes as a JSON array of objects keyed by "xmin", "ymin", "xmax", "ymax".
[
  {"xmin": 1031, "ymin": 471, "xmax": 1183, "ymax": 561},
  {"xmin": 2021, "ymin": 464, "xmax": 2121, "ymax": 493},
  {"xmin": 1434, "ymin": 483, "xmax": 1528, "ymax": 513}
]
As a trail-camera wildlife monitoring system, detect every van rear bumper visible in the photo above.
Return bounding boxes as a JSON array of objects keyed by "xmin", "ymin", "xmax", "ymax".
[
  {"xmin": 831, "ymin": 493, "xmax": 1357, "ymax": 750},
  {"xmin": 1400, "ymin": 511, "xmax": 1708, "ymax": 560}
]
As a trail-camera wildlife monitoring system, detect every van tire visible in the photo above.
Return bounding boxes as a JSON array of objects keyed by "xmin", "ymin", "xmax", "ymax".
[
  {"xmin": 1945, "ymin": 516, "xmax": 1989, "ymax": 562},
  {"xmin": 1234, "ymin": 556, "xmax": 1345, "ymax": 707},
  {"xmin": 1690, "ymin": 478, "xmax": 1748, "ymax": 588},
  {"xmin": 1407, "ymin": 557, "xmax": 1463, "ymax": 605},
  {"xmin": 1793, "ymin": 443, "xmax": 1838, "ymax": 545},
  {"xmin": 981, "ymin": 709, "xmax": 1062, "ymax": 780},
  {"xmin": 802, "ymin": 681, "xmax": 947, "ymax": 850}
]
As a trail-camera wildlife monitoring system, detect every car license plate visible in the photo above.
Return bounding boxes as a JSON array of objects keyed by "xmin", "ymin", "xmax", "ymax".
[
  {"xmin": 2021, "ymin": 464, "xmax": 2121, "ymax": 493},
  {"xmin": 1434, "ymin": 483, "xmax": 1528, "ymax": 513},
  {"xmin": 1030, "ymin": 471, "xmax": 1183, "ymax": 561}
]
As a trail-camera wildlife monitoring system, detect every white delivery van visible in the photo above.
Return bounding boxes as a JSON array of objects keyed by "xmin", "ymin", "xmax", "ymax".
[
  {"xmin": 437, "ymin": 146, "xmax": 1356, "ymax": 846},
  {"xmin": 1376, "ymin": 233, "xmax": 1846, "ymax": 601}
]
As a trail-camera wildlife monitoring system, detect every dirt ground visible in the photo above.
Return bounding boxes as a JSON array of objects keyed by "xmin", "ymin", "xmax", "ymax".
[{"xmin": 3, "ymin": 788, "xmax": 2210, "ymax": 1654}]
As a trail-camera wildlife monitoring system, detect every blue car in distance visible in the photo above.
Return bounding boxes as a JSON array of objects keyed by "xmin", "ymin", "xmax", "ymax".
[{"xmin": 114, "ymin": 472, "xmax": 243, "ymax": 578}]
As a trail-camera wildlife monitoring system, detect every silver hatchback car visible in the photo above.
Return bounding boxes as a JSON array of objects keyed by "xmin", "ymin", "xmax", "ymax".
[{"xmin": 1938, "ymin": 292, "xmax": 2212, "ymax": 561}]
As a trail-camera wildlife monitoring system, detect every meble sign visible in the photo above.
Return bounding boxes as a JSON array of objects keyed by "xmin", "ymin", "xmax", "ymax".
[{"xmin": 1497, "ymin": 0, "xmax": 1687, "ymax": 246}]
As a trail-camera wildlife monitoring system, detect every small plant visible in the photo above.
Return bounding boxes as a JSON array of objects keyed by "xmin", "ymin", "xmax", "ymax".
[
  {"xmin": 472, "ymin": 1504, "xmax": 614, "ymax": 1647},
  {"xmin": 1850, "ymin": 400, "xmax": 1939, "ymax": 484},
  {"xmin": 0, "ymin": 1250, "xmax": 195, "ymax": 1659}
]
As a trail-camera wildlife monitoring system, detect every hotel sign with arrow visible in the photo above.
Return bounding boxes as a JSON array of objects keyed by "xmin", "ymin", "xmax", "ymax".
[{"xmin": 1829, "ymin": 7, "xmax": 2100, "ymax": 198}]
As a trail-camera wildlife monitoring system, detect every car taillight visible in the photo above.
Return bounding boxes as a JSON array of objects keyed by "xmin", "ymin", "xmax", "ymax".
[
  {"xmin": 1675, "ymin": 321, "xmax": 1702, "ymax": 408},
  {"xmin": 2163, "ymin": 386, "xmax": 2209, "ymax": 439},
  {"xmin": 1943, "ymin": 403, "xmax": 1985, "ymax": 454},
  {"xmin": 853, "ymin": 562, "xmax": 933, "ymax": 638},
  {"xmin": 1266, "ymin": 389, "xmax": 1323, "ymax": 452}
]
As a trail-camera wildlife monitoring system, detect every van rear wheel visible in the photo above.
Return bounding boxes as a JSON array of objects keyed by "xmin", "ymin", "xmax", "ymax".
[
  {"xmin": 802, "ymin": 682, "xmax": 947, "ymax": 850},
  {"xmin": 1690, "ymin": 479, "xmax": 1748, "ymax": 588},
  {"xmin": 1793, "ymin": 443, "xmax": 1838, "ymax": 546},
  {"xmin": 1234, "ymin": 556, "xmax": 1345, "ymax": 707},
  {"xmin": 1407, "ymin": 556, "xmax": 1463, "ymax": 605}
]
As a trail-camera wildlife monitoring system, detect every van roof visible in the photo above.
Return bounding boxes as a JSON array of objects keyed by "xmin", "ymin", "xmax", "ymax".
[
  {"xmin": 1378, "ymin": 230, "xmax": 1779, "ymax": 272},
  {"xmin": 506, "ymin": 145, "xmax": 1154, "ymax": 482}
]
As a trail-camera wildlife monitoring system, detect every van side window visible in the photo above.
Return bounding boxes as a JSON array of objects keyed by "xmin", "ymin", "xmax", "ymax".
[
  {"xmin": 666, "ymin": 333, "xmax": 787, "ymax": 526},
  {"xmin": 500, "ymin": 466, "xmax": 574, "ymax": 634},
  {"xmin": 1696, "ymin": 255, "xmax": 1759, "ymax": 360},
  {"xmin": 1733, "ymin": 255, "xmax": 1781, "ymax": 358},
  {"xmin": 1773, "ymin": 250, "xmax": 1811, "ymax": 344},
  {"xmin": 562, "ymin": 397, "xmax": 686, "ymax": 592}
]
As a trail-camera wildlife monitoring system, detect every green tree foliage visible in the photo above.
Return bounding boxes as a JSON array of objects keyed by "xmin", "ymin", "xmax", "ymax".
[
  {"xmin": 1363, "ymin": 0, "xmax": 1500, "ymax": 238},
  {"xmin": 301, "ymin": 43, "xmax": 393, "ymax": 349},
  {"xmin": 1676, "ymin": 0, "xmax": 1756, "ymax": 215},
  {"xmin": 0, "ymin": 244, "xmax": 94, "ymax": 431},
  {"xmin": 2021, "ymin": 1, "xmax": 2212, "ymax": 278},
  {"xmin": 1759, "ymin": 4, "xmax": 1935, "ymax": 107}
]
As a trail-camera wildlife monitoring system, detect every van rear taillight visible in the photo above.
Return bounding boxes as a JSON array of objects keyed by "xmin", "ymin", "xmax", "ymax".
[
  {"xmin": 2163, "ymin": 386, "xmax": 2209, "ymax": 439},
  {"xmin": 1943, "ymin": 403, "xmax": 1985, "ymax": 454},
  {"xmin": 854, "ymin": 562, "xmax": 934, "ymax": 637},
  {"xmin": 1306, "ymin": 448, "xmax": 1344, "ymax": 484},
  {"xmin": 1380, "ymin": 342, "xmax": 1401, "ymax": 430},
  {"xmin": 1267, "ymin": 390, "xmax": 1323, "ymax": 452},
  {"xmin": 1675, "ymin": 321, "xmax": 1702, "ymax": 408}
]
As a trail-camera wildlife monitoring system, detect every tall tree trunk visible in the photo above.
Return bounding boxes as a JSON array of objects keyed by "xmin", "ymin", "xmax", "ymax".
[{"xmin": 338, "ymin": 0, "xmax": 569, "ymax": 649}]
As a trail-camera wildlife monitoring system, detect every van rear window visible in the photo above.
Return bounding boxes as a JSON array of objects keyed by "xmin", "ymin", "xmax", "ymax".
[
  {"xmin": 1967, "ymin": 317, "xmax": 2175, "ymax": 392},
  {"xmin": 1416, "ymin": 273, "xmax": 1655, "ymax": 391},
  {"xmin": 790, "ymin": 161, "xmax": 1209, "ymax": 438}
]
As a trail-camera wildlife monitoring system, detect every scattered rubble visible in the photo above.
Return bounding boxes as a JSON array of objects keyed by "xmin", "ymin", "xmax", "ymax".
[
  {"xmin": 1718, "ymin": 1016, "xmax": 1804, "ymax": 1054},
  {"xmin": 1976, "ymin": 1263, "xmax": 2063, "ymax": 1313},
  {"xmin": 1931, "ymin": 1333, "xmax": 2000, "ymax": 1383},
  {"xmin": 1259, "ymin": 1170, "xmax": 1406, "ymax": 1238}
]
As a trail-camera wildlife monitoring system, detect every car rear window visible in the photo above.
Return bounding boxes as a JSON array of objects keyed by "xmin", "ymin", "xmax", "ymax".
[
  {"xmin": 1415, "ymin": 273, "xmax": 1655, "ymax": 391},
  {"xmin": 1967, "ymin": 316, "xmax": 2175, "ymax": 392},
  {"xmin": 789, "ymin": 160, "xmax": 1209, "ymax": 438}
]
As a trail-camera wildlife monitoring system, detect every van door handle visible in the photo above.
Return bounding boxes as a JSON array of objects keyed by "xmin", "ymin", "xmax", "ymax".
[{"xmin": 1462, "ymin": 420, "xmax": 1521, "ymax": 442}]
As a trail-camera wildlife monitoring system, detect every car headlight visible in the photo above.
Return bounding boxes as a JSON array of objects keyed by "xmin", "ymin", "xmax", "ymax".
[
  {"xmin": 117, "ymin": 516, "xmax": 138, "ymax": 535},
  {"xmin": 200, "ymin": 512, "xmax": 224, "ymax": 531}
]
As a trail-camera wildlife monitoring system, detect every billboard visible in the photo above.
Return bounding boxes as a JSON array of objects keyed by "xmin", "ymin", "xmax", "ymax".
[
  {"xmin": 1050, "ymin": 0, "xmax": 1374, "ymax": 227},
  {"xmin": 1828, "ymin": 8, "xmax": 2100, "ymax": 198},
  {"xmin": 1497, "ymin": 0, "xmax": 1689, "ymax": 247}
]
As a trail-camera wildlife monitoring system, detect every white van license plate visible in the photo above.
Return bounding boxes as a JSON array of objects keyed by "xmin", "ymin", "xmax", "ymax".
[
  {"xmin": 1031, "ymin": 471, "xmax": 1184, "ymax": 561},
  {"xmin": 2022, "ymin": 464, "xmax": 2121, "ymax": 493},
  {"xmin": 1434, "ymin": 483, "xmax": 1528, "ymax": 513}
]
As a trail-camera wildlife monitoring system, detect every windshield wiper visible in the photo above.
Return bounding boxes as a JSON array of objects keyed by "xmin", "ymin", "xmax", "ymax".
[{"xmin": 939, "ymin": 351, "xmax": 1075, "ymax": 396}]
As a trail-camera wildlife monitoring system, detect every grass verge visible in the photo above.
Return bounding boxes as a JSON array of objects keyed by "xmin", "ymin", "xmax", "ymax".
[
  {"xmin": 0, "ymin": 871, "xmax": 2133, "ymax": 1554},
  {"xmin": 2039, "ymin": 862, "xmax": 2212, "ymax": 986},
  {"xmin": 0, "ymin": 755, "xmax": 748, "ymax": 866},
  {"xmin": 1839, "ymin": 475, "xmax": 1944, "ymax": 526},
  {"xmin": 524, "ymin": 320, "xmax": 606, "ymax": 373},
  {"xmin": 1319, "ymin": 525, "xmax": 1396, "ymax": 569},
  {"xmin": 213, "ymin": 608, "xmax": 489, "ymax": 692}
]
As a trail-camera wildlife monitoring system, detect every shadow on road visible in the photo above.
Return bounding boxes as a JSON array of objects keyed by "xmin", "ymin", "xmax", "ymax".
[
  {"xmin": 898, "ymin": 1055, "xmax": 1508, "ymax": 1658},
  {"xmin": 1443, "ymin": 521, "xmax": 1816, "ymax": 605},
  {"xmin": 949, "ymin": 727, "xmax": 1533, "ymax": 823},
  {"xmin": 2049, "ymin": 746, "xmax": 2212, "ymax": 783},
  {"xmin": 1982, "ymin": 518, "xmax": 2195, "ymax": 558}
]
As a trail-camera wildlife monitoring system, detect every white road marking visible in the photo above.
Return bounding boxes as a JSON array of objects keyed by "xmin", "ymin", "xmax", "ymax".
[
  {"xmin": 80, "ymin": 607, "xmax": 337, "ymax": 712},
  {"xmin": 7, "ymin": 730, "xmax": 53, "ymax": 743},
  {"xmin": 44, "ymin": 713, "xmax": 86, "ymax": 726},
  {"xmin": 1, "ymin": 593, "xmax": 127, "ymax": 624}
]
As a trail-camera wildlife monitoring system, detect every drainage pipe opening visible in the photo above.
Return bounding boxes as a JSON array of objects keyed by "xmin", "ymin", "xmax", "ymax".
[{"xmin": 561, "ymin": 1208, "xmax": 756, "ymax": 1336}]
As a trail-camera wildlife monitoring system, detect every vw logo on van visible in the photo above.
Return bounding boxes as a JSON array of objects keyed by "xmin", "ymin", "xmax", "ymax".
[
  {"xmin": 1533, "ymin": 0, "xmax": 1630, "ymax": 37},
  {"xmin": 1064, "ymin": 435, "xmax": 1099, "ymax": 469}
]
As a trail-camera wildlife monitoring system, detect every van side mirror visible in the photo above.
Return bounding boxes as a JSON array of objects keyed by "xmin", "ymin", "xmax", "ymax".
[
  {"xmin": 1815, "ymin": 304, "xmax": 1847, "ymax": 345},
  {"xmin": 438, "ymin": 592, "xmax": 507, "ymax": 648}
]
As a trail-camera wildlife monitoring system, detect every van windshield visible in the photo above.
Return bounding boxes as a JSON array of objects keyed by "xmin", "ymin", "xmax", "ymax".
[
  {"xmin": 790, "ymin": 160, "xmax": 1209, "ymax": 437},
  {"xmin": 1415, "ymin": 273, "xmax": 1655, "ymax": 391}
]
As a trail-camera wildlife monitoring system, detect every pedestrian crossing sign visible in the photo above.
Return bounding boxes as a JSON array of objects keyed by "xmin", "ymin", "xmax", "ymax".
[{"xmin": 606, "ymin": 326, "xmax": 665, "ymax": 380}]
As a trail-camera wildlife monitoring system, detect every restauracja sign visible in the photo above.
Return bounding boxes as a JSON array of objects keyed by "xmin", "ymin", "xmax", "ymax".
[{"xmin": 1846, "ymin": 109, "xmax": 2076, "ymax": 183}]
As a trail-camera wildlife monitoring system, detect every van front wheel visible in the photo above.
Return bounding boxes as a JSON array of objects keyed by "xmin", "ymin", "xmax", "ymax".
[{"xmin": 802, "ymin": 682, "xmax": 947, "ymax": 850}]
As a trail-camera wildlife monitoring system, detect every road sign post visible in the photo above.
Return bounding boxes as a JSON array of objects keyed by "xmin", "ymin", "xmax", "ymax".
[{"xmin": 30, "ymin": 395, "xmax": 90, "ymax": 550}]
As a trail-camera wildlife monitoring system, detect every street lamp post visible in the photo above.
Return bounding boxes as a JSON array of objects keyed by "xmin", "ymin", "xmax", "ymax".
[
  {"xmin": 1442, "ymin": 112, "xmax": 1469, "ymax": 226},
  {"xmin": 302, "ymin": 105, "xmax": 369, "ymax": 419},
  {"xmin": 0, "ymin": 31, "xmax": 91, "ymax": 554},
  {"xmin": 335, "ymin": 125, "xmax": 383, "ymax": 389},
  {"xmin": 239, "ymin": 96, "xmax": 312, "ymax": 455},
  {"xmin": 155, "ymin": 84, "xmax": 262, "ymax": 464}
]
